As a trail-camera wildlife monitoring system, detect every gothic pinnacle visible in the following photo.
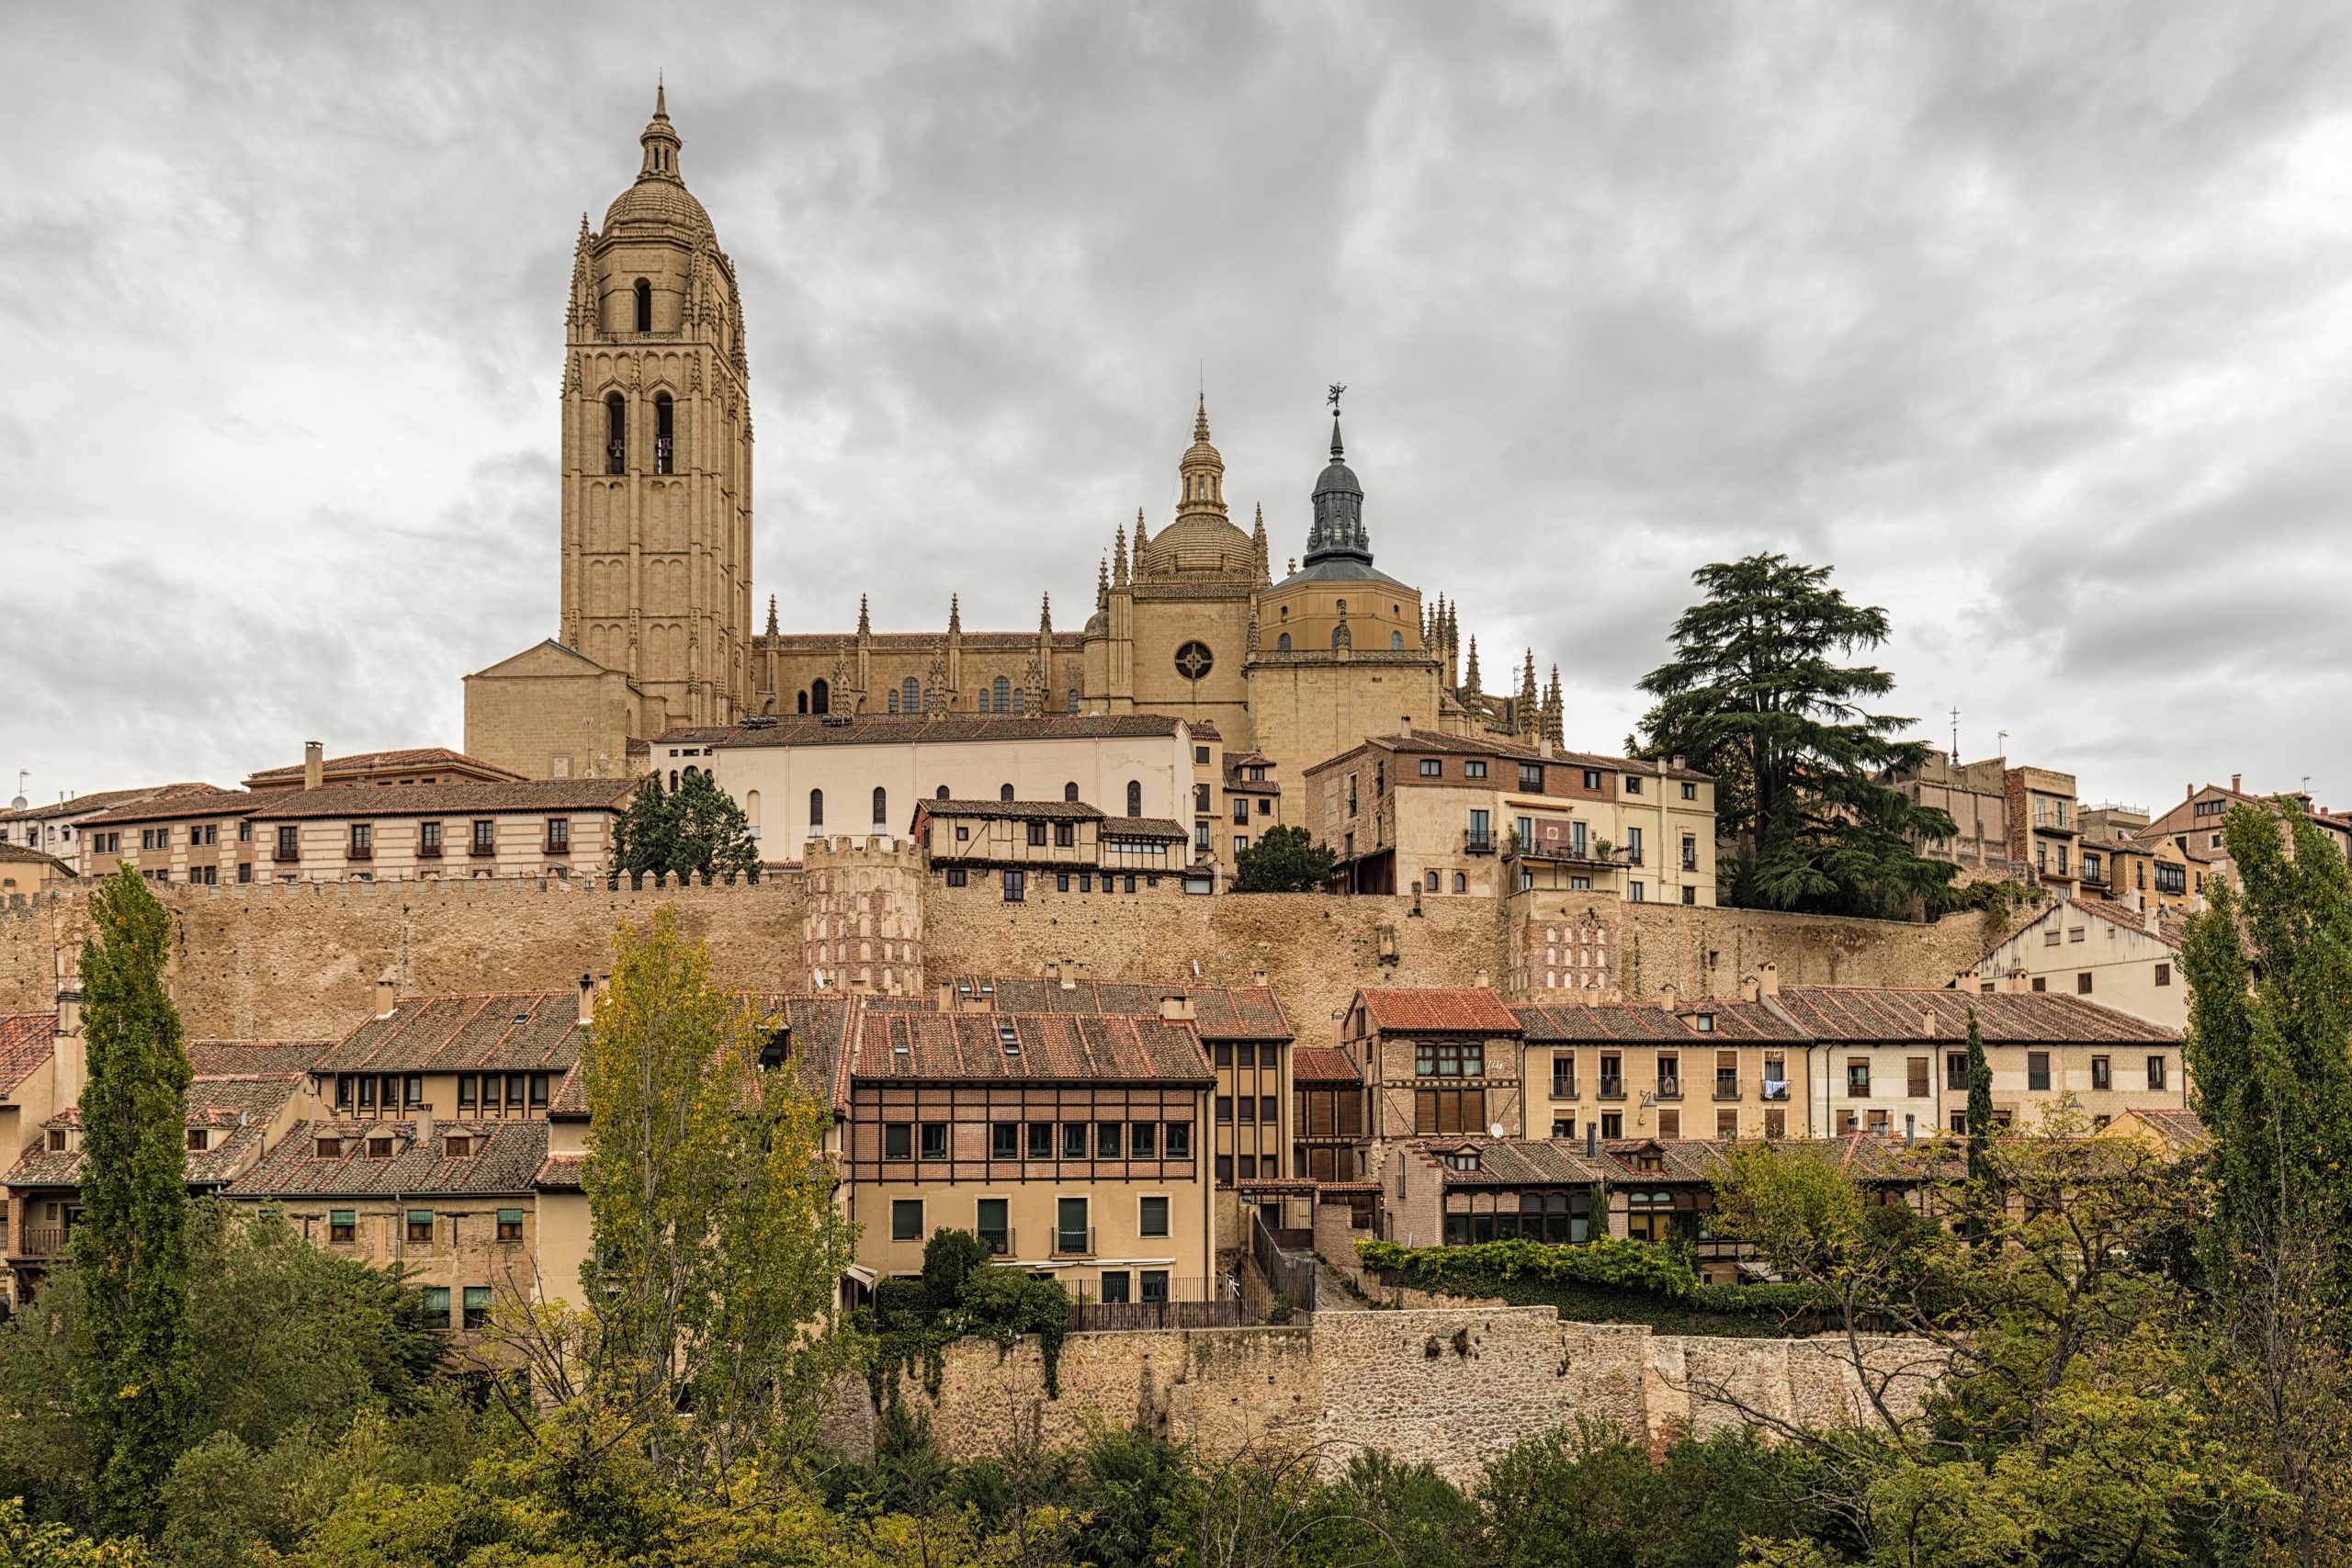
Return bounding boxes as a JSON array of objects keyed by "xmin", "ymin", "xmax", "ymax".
[
  {"xmin": 765, "ymin": 594, "xmax": 778, "ymax": 637},
  {"xmin": 948, "ymin": 593, "xmax": 962, "ymax": 635},
  {"xmin": 857, "ymin": 593, "xmax": 871, "ymax": 637},
  {"xmin": 1039, "ymin": 592, "xmax": 1052, "ymax": 635}
]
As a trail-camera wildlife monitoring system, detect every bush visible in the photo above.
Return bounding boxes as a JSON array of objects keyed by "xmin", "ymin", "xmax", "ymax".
[{"xmin": 1355, "ymin": 1236, "xmax": 1835, "ymax": 1336}]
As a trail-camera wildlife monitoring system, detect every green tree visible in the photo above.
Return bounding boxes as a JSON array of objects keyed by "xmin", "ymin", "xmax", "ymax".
[
  {"xmin": 609, "ymin": 771, "xmax": 762, "ymax": 885},
  {"xmin": 1231, "ymin": 825, "xmax": 1336, "ymax": 893},
  {"xmin": 1962, "ymin": 1008, "xmax": 1996, "ymax": 1256},
  {"xmin": 568, "ymin": 909, "xmax": 857, "ymax": 1492},
  {"xmin": 1634, "ymin": 553, "xmax": 1958, "ymax": 918},
  {"xmin": 70, "ymin": 868, "xmax": 198, "ymax": 1537},
  {"xmin": 2181, "ymin": 799, "xmax": 2352, "ymax": 1562}
]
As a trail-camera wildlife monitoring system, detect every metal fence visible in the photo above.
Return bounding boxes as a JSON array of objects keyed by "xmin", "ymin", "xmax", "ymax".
[
  {"xmin": 1065, "ymin": 1276, "xmax": 1243, "ymax": 1333},
  {"xmin": 1251, "ymin": 1207, "xmax": 1317, "ymax": 1313}
]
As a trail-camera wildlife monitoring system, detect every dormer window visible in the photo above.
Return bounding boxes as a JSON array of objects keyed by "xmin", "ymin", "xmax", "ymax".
[
  {"xmin": 759, "ymin": 1031, "xmax": 789, "ymax": 1071},
  {"xmin": 1443, "ymin": 1149, "xmax": 1479, "ymax": 1171},
  {"xmin": 186, "ymin": 1128, "xmax": 209, "ymax": 1152},
  {"xmin": 367, "ymin": 1137, "xmax": 394, "ymax": 1159},
  {"xmin": 445, "ymin": 1134, "xmax": 473, "ymax": 1158},
  {"xmin": 46, "ymin": 1128, "xmax": 66, "ymax": 1153},
  {"xmin": 1694, "ymin": 1014, "xmax": 1715, "ymax": 1032},
  {"xmin": 315, "ymin": 1137, "xmax": 343, "ymax": 1159}
]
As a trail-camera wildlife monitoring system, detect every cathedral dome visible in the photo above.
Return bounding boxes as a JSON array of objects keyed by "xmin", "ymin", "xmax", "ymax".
[
  {"xmin": 601, "ymin": 85, "xmax": 715, "ymax": 243},
  {"xmin": 1139, "ymin": 514, "xmax": 1256, "ymax": 580}
]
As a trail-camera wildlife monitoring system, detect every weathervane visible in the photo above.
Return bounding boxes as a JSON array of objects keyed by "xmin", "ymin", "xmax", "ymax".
[{"xmin": 1327, "ymin": 382, "xmax": 1346, "ymax": 411}]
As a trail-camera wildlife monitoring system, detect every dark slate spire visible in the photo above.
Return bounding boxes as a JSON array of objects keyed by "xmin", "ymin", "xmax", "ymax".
[{"xmin": 1303, "ymin": 395, "xmax": 1371, "ymax": 570}]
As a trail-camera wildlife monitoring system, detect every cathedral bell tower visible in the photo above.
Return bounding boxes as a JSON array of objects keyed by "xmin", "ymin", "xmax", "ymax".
[{"xmin": 559, "ymin": 85, "xmax": 754, "ymax": 728}]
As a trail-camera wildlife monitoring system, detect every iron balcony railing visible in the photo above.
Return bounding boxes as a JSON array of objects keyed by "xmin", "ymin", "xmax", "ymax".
[
  {"xmin": 1549, "ymin": 1076, "xmax": 1579, "ymax": 1100},
  {"xmin": 1052, "ymin": 1226, "xmax": 1094, "ymax": 1258},
  {"xmin": 1714, "ymin": 1075, "xmax": 1740, "ymax": 1100},
  {"xmin": 1655, "ymin": 1076, "xmax": 1682, "ymax": 1100},
  {"xmin": 1598, "ymin": 1075, "xmax": 1625, "ymax": 1100},
  {"xmin": 1464, "ymin": 830, "xmax": 1498, "ymax": 855}
]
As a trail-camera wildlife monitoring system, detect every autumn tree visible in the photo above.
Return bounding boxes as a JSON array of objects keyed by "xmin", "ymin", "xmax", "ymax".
[
  {"xmin": 70, "ymin": 869, "xmax": 197, "ymax": 1538},
  {"xmin": 1634, "ymin": 553, "xmax": 1958, "ymax": 918},
  {"xmin": 572, "ymin": 909, "xmax": 857, "ymax": 1492}
]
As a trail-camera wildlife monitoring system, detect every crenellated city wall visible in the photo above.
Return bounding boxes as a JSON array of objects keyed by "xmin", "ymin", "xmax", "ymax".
[
  {"xmin": 888, "ymin": 1306, "xmax": 1941, "ymax": 1483},
  {"xmin": 0, "ymin": 866, "xmax": 1998, "ymax": 1043}
]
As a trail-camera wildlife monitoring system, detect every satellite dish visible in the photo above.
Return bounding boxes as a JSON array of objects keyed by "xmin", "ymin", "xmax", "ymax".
[{"xmin": 1487, "ymin": 1122, "xmax": 1506, "ymax": 1139}]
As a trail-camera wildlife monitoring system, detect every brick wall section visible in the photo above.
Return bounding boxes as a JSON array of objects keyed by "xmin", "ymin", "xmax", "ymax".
[{"xmin": 895, "ymin": 1308, "xmax": 1939, "ymax": 1483}]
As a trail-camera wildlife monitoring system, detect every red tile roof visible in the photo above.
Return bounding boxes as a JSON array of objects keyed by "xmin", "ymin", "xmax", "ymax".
[
  {"xmin": 932, "ymin": 977, "xmax": 1292, "ymax": 1042},
  {"xmin": 317, "ymin": 992, "xmax": 586, "ymax": 1074},
  {"xmin": 1398, "ymin": 1137, "xmax": 1614, "ymax": 1187},
  {"xmin": 924, "ymin": 800, "xmax": 1106, "ymax": 821},
  {"xmin": 1355, "ymin": 987, "xmax": 1523, "ymax": 1034},
  {"xmin": 229, "ymin": 1118, "xmax": 550, "ymax": 1197},
  {"xmin": 2063, "ymin": 897, "xmax": 2186, "ymax": 951},
  {"xmin": 185, "ymin": 1042, "xmax": 333, "ymax": 1076},
  {"xmin": 0, "ymin": 784, "xmax": 217, "ymax": 825},
  {"xmin": 243, "ymin": 748, "xmax": 523, "ymax": 784},
  {"xmin": 0, "ymin": 1014, "xmax": 56, "ymax": 1096},
  {"xmin": 1290, "ymin": 1046, "xmax": 1362, "ymax": 1083},
  {"xmin": 709, "ymin": 714, "xmax": 1186, "ymax": 750},
  {"xmin": 852, "ymin": 1010, "xmax": 1211, "ymax": 1085},
  {"xmin": 1513, "ymin": 999, "xmax": 1804, "ymax": 1043},
  {"xmin": 1769, "ymin": 986, "xmax": 2175, "ymax": 1043},
  {"xmin": 253, "ymin": 778, "xmax": 636, "ymax": 818},
  {"xmin": 74, "ymin": 788, "xmax": 253, "ymax": 827},
  {"xmin": 1314, "ymin": 732, "xmax": 1712, "ymax": 781}
]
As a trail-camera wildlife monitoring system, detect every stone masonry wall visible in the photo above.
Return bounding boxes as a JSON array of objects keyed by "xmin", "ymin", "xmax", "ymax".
[
  {"xmin": 0, "ymin": 870, "xmax": 1997, "ymax": 1047},
  {"xmin": 0, "ymin": 876, "xmax": 808, "ymax": 1041},
  {"xmin": 898, "ymin": 1307, "xmax": 1939, "ymax": 1485}
]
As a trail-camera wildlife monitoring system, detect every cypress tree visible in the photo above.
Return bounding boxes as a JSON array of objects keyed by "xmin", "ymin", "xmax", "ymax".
[
  {"xmin": 1963, "ymin": 1006, "xmax": 1996, "ymax": 1253},
  {"xmin": 70, "ymin": 868, "xmax": 197, "ymax": 1535}
]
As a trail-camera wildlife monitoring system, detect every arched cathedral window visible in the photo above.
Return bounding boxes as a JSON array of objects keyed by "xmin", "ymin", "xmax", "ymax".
[
  {"xmin": 872, "ymin": 787, "xmax": 888, "ymax": 826},
  {"xmin": 1064, "ymin": 782, "xmax": 1080, "ymax": 802},
  {"xmin": 992, "ymin": 675, "xmax": 1011, "ymax": 712},
  {"xmin": 605, "ymin": 395, "xmax": 627, "ymax": 475},
  {"xmin": 1277, "ymin": 633, "xmax": 1291, "ymax": 652},
  {"xmin": 810, "ymin": 678, "xmax": 830, "ymax": 716},
  {"xmin": 1068, "ymin": 689, "xmax": 1080, "ymax": 712},
  {"xmin": 634, "ymin": 278, "xmax": 652, "ymax": 333},
  {"xmin": 653, "ymin": 394, "xmax": 674, "ymax": 474},
  {"xmin": 1000, "ymin": 784, "xmax": 1015, "ymax": 802},
  {"xmin": 808, "ymin": 789, "xmax": 824, "ymax": 828},
  {"xmin": 1391, "ymin": 630, "xmax": 1403, "ymax": 650},
  {"xmin": 902, "ymin": 678, "xmax": 920, "ymax": 713},
  {"xmin": 887, "ymin": 689, "xmax": 899, "ymax": 714},
  {"xmin": 797, "ymin": 690, "xmax": 808, "ymax": 714},
  {"xmin": 1125, "ymin": 781, "xmax": 1142, "ymax": 818}
]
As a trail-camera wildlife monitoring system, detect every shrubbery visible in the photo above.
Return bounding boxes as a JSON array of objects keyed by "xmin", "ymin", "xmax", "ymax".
[{"xmin": 1355, "ymin": 1235, "xmax": 1837, "ymax": 1335}]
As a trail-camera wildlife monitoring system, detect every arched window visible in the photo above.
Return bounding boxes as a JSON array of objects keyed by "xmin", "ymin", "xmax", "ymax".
[
  {"xmin": 1012, "ymin": 690, "xmax": 1025, "ymax": 715},
  {"xmin": 1000, "ymin": 784, "xmax": 1015, "ymax": 802},
  {"xmin": 744, "ymin": 790, "xmax": 761, "ymax": 829},
  {"xmin": 796, "ymin": 690, "xmax": 808, "ymax": 714},
  {"xmin": 1331, "ymin": 626, "xmax": 1348, "ymax": 649},
  {"xmin": 1391, "ymin": 630, "xmax": 1403, "ymax": 650},
  {"xmin": 872, "ymin": 787, "xmax": 888, "ymax": 826},
  {"xmin": 992, "ymin": 676, "xmax": 1011, "ymax": 711},
  {"xmin": 808, "ymin": 789, "xmax": 824, "ymax": 828},
  {"xmin": 935, "ymin": 784, "xmax": 949, "ymax": 799},
  {"xmin": 634, "ymin": 278, "xmax": 652, "ymax": 333},
  {"xmin": 1194, "ymin": 784, "xmax": 1211, "ymax": 813},
  {"xmin": 605, "ymin": 394, "xmax": 627, "ymax": 474},
  {"xmin": 669, "ymin": 771, "xmax": 680, "ymax": 791},
  {"xmin": 1277, "ymin": 633, "xmax": 1291, "ymax": 652},
  {"xmin": 1125, "ymin": 781, "xmax": 1142, "ymax": 818},
  {"xmin": 1453, "ymin": 872, "xmax": 1467, "ymax": 893},
  {"xmin": 976, "ymin": 685, "xmax": 989, "ymax": 715},
  {"xmin": 810, "ymin": 678, "xmax": 830, "ymax": 716},
  {"xmin": 1426, "ymin": 871, "xmax": 1440, "ymax": 893},
  {"xmin": 902, "ymin": 677, "xmax": 920, "ymax": 713},
  {"xmin": 653, "ymin": 393, "xmax": 674, "ymax": 474},
  {"xmin": 1067, "ymin": 689, "xmax": 1079, "ymax": 712},
  {"xmin": 887, "ymin": 688, "xmax": 899, "ymax": 714},
  {"xmin": 1064, "ymin": 782, "xmax": 1080, "ymax": 802}
]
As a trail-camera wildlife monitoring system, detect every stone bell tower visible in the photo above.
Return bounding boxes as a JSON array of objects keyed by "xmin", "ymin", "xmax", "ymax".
[{"xmin": 558, "ymin": 85, "xmax": 754, "ymax": 728}]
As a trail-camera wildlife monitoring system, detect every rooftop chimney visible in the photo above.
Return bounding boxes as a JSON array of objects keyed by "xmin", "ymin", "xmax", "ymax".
[
  {"xmin": 1758, "ymin": 962, "xmax": 1780, "ymax": 998},
  {"xmin": 375, "ymin": 967, "xmax": 398, "ymax": 1019},
  {"xmin": 1159, "ymin": 994, "xmax": 1195, "ymax": 1021},
  {"xmin": 1738, "ymin": 974, "xmax": 1761, "ymax": 1004},
  {"xmin": 51, "ymin": 993, "xmax": 85, "ymax": 1107},
  {"xmin": 1251, "ymin": 968, "xmax": 1268, "ymax": 987},
  {"xmin": 1586, "ymin": 1122, "xmax": 1599, "ymax": 1158},
  {"xmin": 577, "ymin": 972, "xmax": 595, "ymax": 1027},
  {"xmin": 2232, "ymin": 773, "xmax": 2243, "ymax": 795},
  {"xmin": 415, "ymin": 1110, "xmax": 435, "ymax": 1148},
  {"xmin": 1923, "ymin": 1008, "xmax": 1939, "ymax": 1036},
  {"xmin": 303, "ymin": 740, "xmax": 324, "ymax": 792},
  {"xmin": 1473, "ymin": 968, "xmax": 1490, "ymax": 989},
  {"xmin": 1659, "ymin": 984, "xmax": 1677, "ymax": 1013},
  {"xmin": 1059, "ymin": 963, "xmax": 1078, "ymax": 992},
  {"xmin": 1904, "ymin": 1113, "xmax": 1917, "ymax": 1148}
]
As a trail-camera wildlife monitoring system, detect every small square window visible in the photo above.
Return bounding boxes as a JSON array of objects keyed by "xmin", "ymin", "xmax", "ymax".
[
  {"xmin": 1681, "ymin": 781, "xmax": 1696, "ymax": 800},
  {"xmin": 497, "ymin": 1207, "xmax": 524, "ymax": 1242},
  {"xmin": 421, "ymin": 1285, "xmax": 451, "ymax": 1325},
  {"xmin": 1027, "ymin": 1122, "xmax": 1054, "ymax": 1160},
  {"xmin": 1097, "ymin": 1122, "xmax": 1123, "ymax": 1158},
  {"xmin": 329, "ymin": 1209, "xmax": 356, "ymax": 1244},
  {"xmin": 1139, "ymin": 1195, "xmax": 1170, "ymax": 1237},
  {"xmin": 920, "ymin": 1122, "xmax": 947, "ymax": 1160},
  {"xmin": 1419, "ymin": 759, "xmax": 1442, "ymax": 777},
  {"xmin": 991, "ymin": 1122, "xmax": 1019, "ymax": 1160},
  {"xmin": 884, "ymin": 1123, "xmax": 912, "ymax": 1159},
  {"xmin": 1061, "ymin": 1122, "xmax": 1090, "ymax": 1160},
  {"xmin": 890, "ymin": 1199, "xmax": 923, "ymax": 1242},
  {"xmin": 407, "ymin": 1210, "xmax": 435, "ymax": 1245},
  {"xmin": 1130, "ymin": 1122, "xmax": 1158, "ymax": 1158},
  {"xmin": 1166, "ymin": 1122, "xmax": 1191, "ymax": 1158},
  {"xmin": 462, "ymin": 1286, "xmax": 492, "ymax": 1330}
]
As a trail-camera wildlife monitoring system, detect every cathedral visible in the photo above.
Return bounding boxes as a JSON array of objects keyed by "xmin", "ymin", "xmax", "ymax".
[{"xmin": 465, "ymin": 91, "xmax": 1563, "ymax": 816}]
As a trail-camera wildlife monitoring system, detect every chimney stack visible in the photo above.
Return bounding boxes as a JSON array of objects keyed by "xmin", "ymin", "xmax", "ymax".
[
  {"xmin": 1159, "ymin": 994, "xmax": 1195, "ymax": 1021},
  {"xmin": 1586, "ymin": 1122, "xmax": 1600, "ymax": 1158},
  {"xmin": 1251, "ymin": 968, "xmax": 1268, "ymax": 987},
  {"xmin": 415, "ymin": 1110, "xmax": 435, "ymax": 1147},
  {"xmin": 303, "ymin": 740, "xmax": 324, "ymax": 792},
  {"xmin": 1658, "ymin": 984, "xmax": 1677, "ymax": 1012},
  {"xmin": 1758, "ymin": 962, "xmax": 1780, "ymax": 998},
  {"xmin": 1739, "ymin": 974, "xmax": 1761, "ymax": 1004},
  {"xmin": 375, "ymin": 967, "xmax": 398, "ymax": 1019},
  {"xmin": 577, "ymin": 972, "xmax": 595, "ymax": 1027},
  {"xmin": 1473, "ymin": 969, "xmax": 1490, "ymax": 989},
  {"xmin": 1059, "ymin": 964, "xmax": 1078, "ymax": 992},
  {"xmin": 2232, "ymin": 773, "xmax": 2243, "ymax": 795},
  {"xmin": 1904, "ymin": 1113, "xmax": 1916, "ymax": 1147}
]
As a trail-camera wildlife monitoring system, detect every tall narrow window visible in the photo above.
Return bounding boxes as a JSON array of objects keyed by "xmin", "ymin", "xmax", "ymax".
[
  {"xmin": 808, "ymin": 789, "xmax": 824, "ymax": 829},
  {"xmin": 633, "ymin": 277, "xmax": 651, "ymax": 333},
  {"xmin": 872, "ymin": 787, "xmax": 888, "ymax": 826},
  {"xmin": 992, "ymin": 675, "xmax": 1011, "ymax": 711},
  {"xmin": 810, "ymin": 678, "xmax": 830, "ymax": 715},
  {"xmin": 1126, "ymin": 781, "xmax": 1142, "ymax": 817},
  {"xmin": 902, "ymin": 677, "xmax": 919, "ymax": 712},
  {"xmin": 653, "ymin": 393, "xmax": 674, "ymax": 474},
  {"xmin": 605, "ymin": 395, "xmax": 626, "ymax": 474},
  {"xmin": 1064, "ymin": 782, "xmax": 1080, "ymax": 802}
]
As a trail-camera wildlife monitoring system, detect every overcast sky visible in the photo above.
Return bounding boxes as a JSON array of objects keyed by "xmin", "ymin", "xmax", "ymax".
[{"xmin": 6, "ymin": 2, "xmax": 2351, "ymax": 814}]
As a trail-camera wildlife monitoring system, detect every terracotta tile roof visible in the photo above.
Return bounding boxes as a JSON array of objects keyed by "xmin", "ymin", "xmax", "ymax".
[
  {"xmin": 548, "ymin": 1061, "xmax": 587, "ymax": 1118},
  {"xmin": 7, "ymin": 1062, "xmax": 306, "ymax": 1190},
  {"xmin": 716, "ymin": 714, "xmax": 1186, "ymax": 750},
  {"xmin": 185, "ymin": 1042, "xmax": 333, "ymax": 1075},
  {"xmin": 933, "ymin": 977, "xmax": 1292, "ymax": 1042},
  {"xmin": 1512, "ymin": 999, "xmax": 1804, "ymax": 1043},
  {"xmin": 1324, "ymin": 732, "xmax": 1712, "ymax": 781},
  {"xmin": 244, "ymin": 748, "xmax": 522, "ymax": 785},
  {"xmin": 924, "ymin": 799, "xmax": 1106, "ymax": 821},
  {"xmin": 75, "ymin": 788, "xmax": 254, "ymax": 827},
  {"xmin": 253, "ymin": 778, "xmax": 636, "ymax": 819},
  {"xmin": 229, "ymin": 1118, "xmax": 550, "ymax": 1197},
  {"xmin": 1102, "ymin": 818, "xmax": 1190, "ymax": 842},
  {"xmin": 0, "ymin": 784, "xmax": 217, "ymax": 825},
  {"xmin": 752, "ymin": 631, "xmax": 1087, "ymax": 654},
  {"xmin": 852, "ymin": 1010, "xmax": 1212, "ymax": 1085},
  {"xmin": 1355, "ymin": 987, "xmax": 1523, "ymax": 1034},
  {"xmin": 316, "ymin": 993, "xmax": 586, "ymax": 1074},
  {"xmin": 1290, "ymin": 1046, "xmax": 1362, "ymax": 1083},
  {"xmin": 0, "ymin": 1014, "xmax": 56, "ymax": 1096},
  {"xmin": 1769, "ymin": 986, "xmax": 2175, "ymax": 1043},
  {"xmin": 745, "ymin": 994, "xmax": 860, "ymax": 1111},
  {"xmin": 2103, "ymin": 1107, "xmax": 2210, "ymax": 1153},
  {"xmin": 537, "ymin": 1154, "xmax": 587, "ymax": 1190},
  {"xmin": 1400, "ymin": 1137, "xmax": 1614, "ymax": 1186},
  {"xmin": 0, "ymin": 844, "xmax": 73, "ymax": 871},
  {"xmin": 2064, "ymin": 897, "xmax": 2187, "ymax": 951}
]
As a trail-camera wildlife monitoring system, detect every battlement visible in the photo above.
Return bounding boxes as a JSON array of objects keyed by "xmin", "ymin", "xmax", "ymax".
[
  {"xmin": 0, "ymin": 870, "xmax": 802, "ymax": 922},
  {"xmin": 800, "ymin": 835, "xmax": 926, "ymax": 998}
]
